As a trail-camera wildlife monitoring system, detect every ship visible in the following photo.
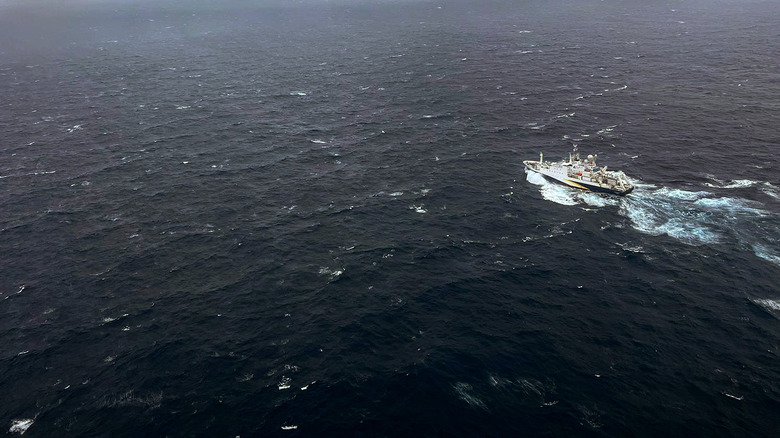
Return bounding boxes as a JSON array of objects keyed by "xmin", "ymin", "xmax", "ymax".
[{"xmin": 523, "ymin": 145, "xmax": 634, "ymax": 195}]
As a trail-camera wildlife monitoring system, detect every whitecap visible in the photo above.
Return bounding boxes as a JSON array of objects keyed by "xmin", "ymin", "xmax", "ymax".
[
  {"xmin": 596, "ymin": 125, "xmax": 617, "ymax": 135},
  {"xmin": 693, "ymin": 197, "xmax": 766, "ymax": 215},
  {"xmin": 616, "ymin": 242, "xmax": 644, "ymax": 253},
  {"xmin": 652, "ymin": 187, "xmax": 710, "ymax": 201},
  {"xmin": 410, "ymin": 205, "xmax": 428, "ymax": 213},
  {"xmin": 309, "ymin": 139, "xmax": 328, "ymax": 144},
  {"xmin": 318, "ymin": 267, "xmax": 344, "ymax": 280},
  {"xmin": 752, "ymin": 298, "xmax": 780, "ymax": 312},
  {"xmin": 9, "ymin": 419, "xmax": 34, "ymax": 435},
  {"xmin": 760, "ymin": 182, "xmax": 779, "ymax": 199},
  {"xmin": 655, "ymin": 218, "xmax": 719, "ymax": 244},
  {"xmin": 752, "ymin": 244, "xmax": 780, "ymax": 267},
  {"xmin": 705, "ymin": 179, "xmax": 759, "ymax": 189},
  {"xmin": 452, "ymin": 382, "xmax": 487, "ymax": 410}
]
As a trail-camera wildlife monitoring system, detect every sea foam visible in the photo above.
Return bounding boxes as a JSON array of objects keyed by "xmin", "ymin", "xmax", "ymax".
[{"xmin": 527, "ymin": 170, "xmax": 779, "ymax": 256}]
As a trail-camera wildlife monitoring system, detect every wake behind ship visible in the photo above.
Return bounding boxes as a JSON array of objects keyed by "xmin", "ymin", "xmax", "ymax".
[{"xmin": 524, "ymin": 145, "xmax": 634, "ymax": 195}]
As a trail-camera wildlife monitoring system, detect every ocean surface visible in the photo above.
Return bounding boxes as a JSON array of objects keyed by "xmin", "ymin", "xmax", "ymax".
[{"xmin": 2, "ymin": 0, "xmax": 779, "ymax": 436}]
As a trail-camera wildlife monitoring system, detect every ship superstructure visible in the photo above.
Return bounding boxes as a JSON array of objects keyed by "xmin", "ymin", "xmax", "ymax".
[{"xmin": 523, "ymin": 145, "xmax": 633, "ymax": 195}]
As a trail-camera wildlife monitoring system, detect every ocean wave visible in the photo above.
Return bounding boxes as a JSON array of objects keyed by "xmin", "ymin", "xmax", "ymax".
[
  {"xmin": 703, "ymin": 177, "xmax": 780, "ymax": 201},
  {"xmin": 751, "ymin": 244, "xmax": 780, "ymax": 267},
  {"xmin": 761, "ymin": 182, "xmax": 779, "ymax": 199},
  {"xmin": 752, "ymin": 298, "xmax": 780, "ymax": 312},
  {"xmin": 9, "ymin": 419, "xmax": 34, "ymax": 435},
  {"xmin": 453, "ymin": 382, "xmax": 488, "ymax": 410},
  {"xmin": 704, "ymin": 178, "xmax": 759, "ymax": 189}
]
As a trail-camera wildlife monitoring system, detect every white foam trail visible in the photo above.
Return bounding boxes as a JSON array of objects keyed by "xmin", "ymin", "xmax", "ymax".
[
  {"xmin": 619, "ymin": 198, "xmax": 720, "ymax": 244},
  {"xmin": 528, "ymin": 169, "xmax": 778, "ymax": 255},
  {"xmin": 619, "ymin": 186, "xmax": 777, "ymax": 249},
  {"xmin": 527, "ymin": 169, "xmax": 779, "ymax": 260},
  {"xmin": 619, "ymin": 189, "xmax": 722, "ymax": 245}
]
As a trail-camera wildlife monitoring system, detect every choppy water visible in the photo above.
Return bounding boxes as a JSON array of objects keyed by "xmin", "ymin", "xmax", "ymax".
[{"xmin": 2, "ymin": 0, "xmax": 779, "ymax": 436}]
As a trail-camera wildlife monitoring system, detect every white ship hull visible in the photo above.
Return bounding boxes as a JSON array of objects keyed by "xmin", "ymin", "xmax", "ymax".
[{"xmin": 523, "ymin": 147, "xmax": 634, "ymax": 196}]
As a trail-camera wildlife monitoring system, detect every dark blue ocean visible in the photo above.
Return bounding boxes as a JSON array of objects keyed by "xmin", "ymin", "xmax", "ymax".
[{"xmin": 2, "ymin": 0, "xmax": 779, "ymax": 436}]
